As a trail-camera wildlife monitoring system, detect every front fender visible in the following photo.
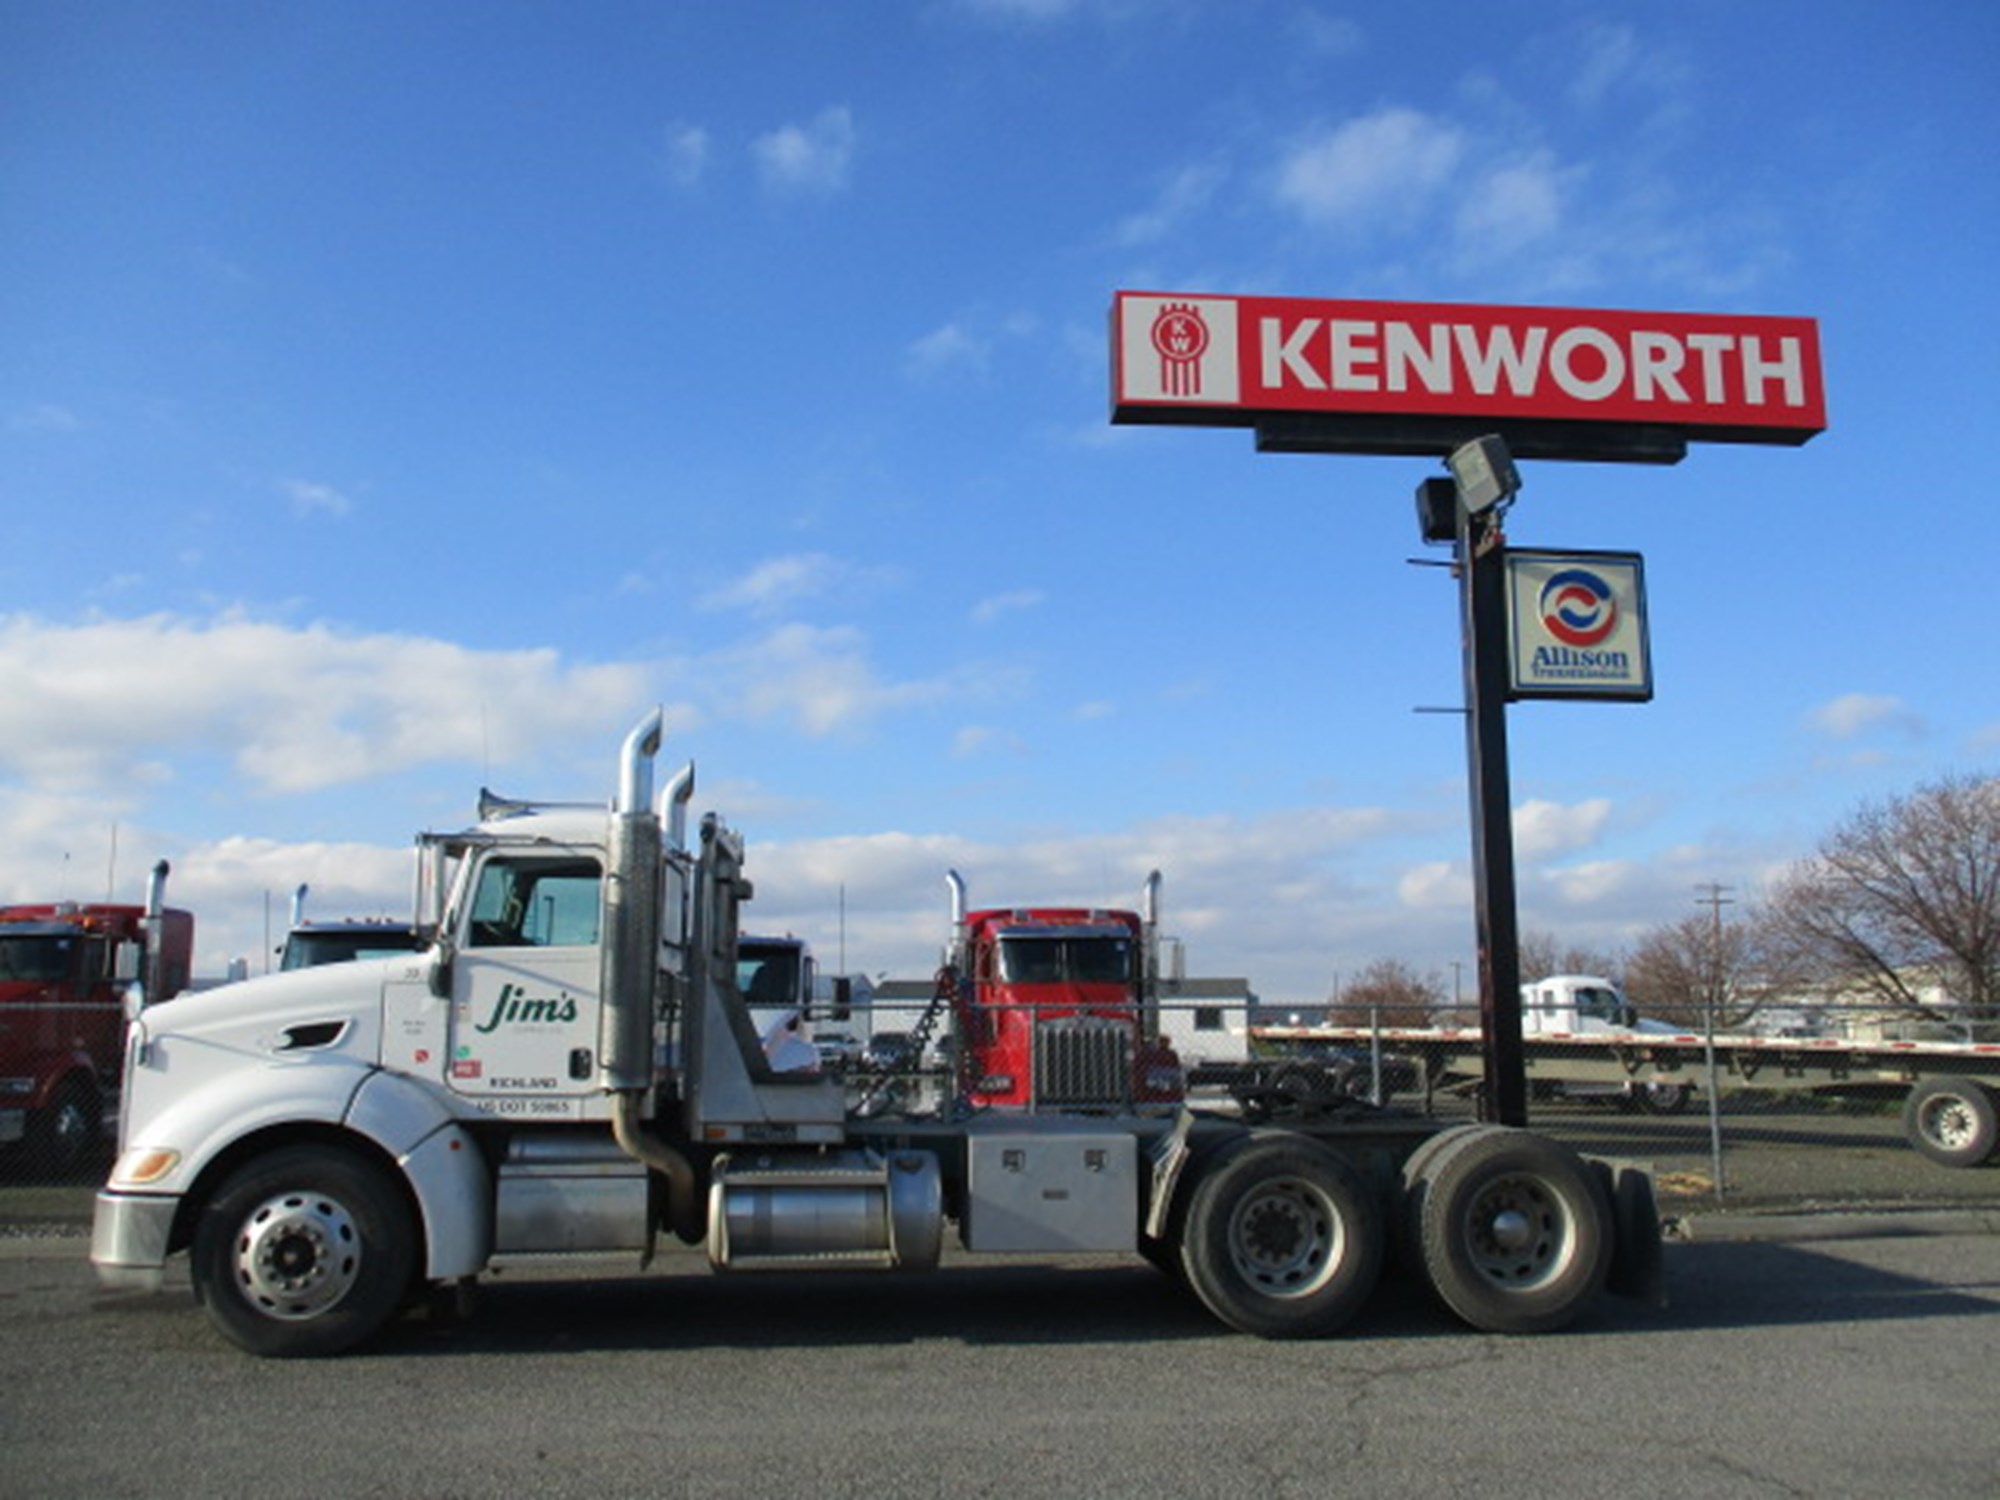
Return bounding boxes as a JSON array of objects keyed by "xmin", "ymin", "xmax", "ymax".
[
  {"xmin": 109, "ymin": 1063, "xmax": 495, "ymax": 1284},
  {"xmin": 110, "ymin": 1056, "xmax": 375, "ymax": 1198},
  {"xmin": 347, "ymin": 1071, "xmax": 492, "ymax": 1280}
]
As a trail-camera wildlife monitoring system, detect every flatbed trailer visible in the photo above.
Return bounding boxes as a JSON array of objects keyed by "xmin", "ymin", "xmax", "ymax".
[{"xmin": 1261, "ymin": 1021, "xmax": 2000, "ymax": 1168}]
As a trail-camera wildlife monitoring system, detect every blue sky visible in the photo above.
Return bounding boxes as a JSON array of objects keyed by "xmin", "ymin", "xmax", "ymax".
[{"xmin": 3, "ymin": 1, "xmax": 1995, "ymax": 1000}]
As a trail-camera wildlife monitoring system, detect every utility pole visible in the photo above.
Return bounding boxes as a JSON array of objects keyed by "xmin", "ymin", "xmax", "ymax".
[
  {"xmin": 1693, "ymin": 882, "xmax": 1735, "ymax": 1012},
  {"xmin": 1692, "ymin": 881, "xmax": 1735, "ymax": 1202}
]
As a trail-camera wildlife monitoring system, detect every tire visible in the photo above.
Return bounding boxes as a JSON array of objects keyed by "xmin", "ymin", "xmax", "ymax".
[
  {"xmin": 191, "ymin": 1145, "xmax": 417, "ymax": 1358},
  {"xmin": 1901, "ymin": 1077, "xmax": 2000, "ymax": 1168},
  {"xmin": 1178, "ymin": 1134, "xmax": 1383, "ymax": 1338},
  {"xmin": 1634, "ymin": 1081, "xmax": 1692, "ymax": 1116},
  {"xmin": 25, "ymin": 1079, "xmax": 102, "ymax": 1178},
  {"xmin": 1394, "ymin": 1124, "xmax": 1504, "ymax": 1267},
  {"xmin": 1414, "ymin": 1129, "xmax": 1612, "ymax": 1334}
]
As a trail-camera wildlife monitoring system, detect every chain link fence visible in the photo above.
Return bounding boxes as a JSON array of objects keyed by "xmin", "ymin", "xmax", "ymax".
[{"xmin": 8, "ymin": 993, "xmax": 1996, "ymax": 1236}]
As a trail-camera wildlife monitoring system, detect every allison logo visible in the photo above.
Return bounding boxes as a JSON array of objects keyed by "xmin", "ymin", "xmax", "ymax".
[
  {"xmin": 1537, "ymin": 568, "xmax": 1619, "ymax": 648},
  {"xmin": 1508, "ymin": 550, "xmax": 1651, "ymax": 703}
]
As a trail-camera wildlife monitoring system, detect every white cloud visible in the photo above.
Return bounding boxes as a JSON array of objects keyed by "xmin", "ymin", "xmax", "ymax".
[
  {"xmin": 906, "ymin": 322, "xmax": 989, "ymax": 381},
  {"xmin": 0, "ymin": 611, "xmax": 648, "ymax": 795},
  {"xmin": 8, "ymin": 403, "xmax": 82, "ymax": 433},
  {"xmin": 1397, "ymin": 860, "xmax": 1467, "ymax": 910},
  {"xmin": 754, "ymin": 107, "xmax": 856, "ymax": 197},
  {"xmin": 1454, "ymin": 152, "xmax": 1573, "ymax": 257},
  {"xmin": 281, "ymin": 479, "xmax": 353, "ymax": 519},
  {"xmin": 969, "ymin": 588, "xmax": 1043, "ymax": 625},
  {"xmin": 659, "ymin": 122, "xmax": 710, "ymax": 187},
  {"xmin": 1111, "ymin": 161, "xmax": 1226, "ymax": 249},
  {"xmin": 1512, "ymin": 797, "xmax": 1613, "ymax": 860},
  {"xmin": 712, "ymin": 623, "xmax": 971, "ymax": 738},
  {"xmin": 699, "ymin": 553, "xmax": 849, "ymax": 618},
  {"xmin": 1809, "ymin": 692, "xmax": 1924, "ymax": 741},
  {"xmin": 1274, "ymin": 108, "xmax": 1465, "ymax": 231},
  {"xmin": 1292, "ymin": 10, "xmax": 1363, "ymax": 58},
  {"xmin": 953, "ymin": 0, "xmax": 1083, "ymax": 21}
]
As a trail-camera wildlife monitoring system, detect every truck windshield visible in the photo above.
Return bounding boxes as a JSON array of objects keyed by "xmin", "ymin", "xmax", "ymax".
[
  {"xmin": 1573, "ymin": 986, "xmax": 1630, "ymax": 1025},
  {"xmin": 0, "ymin": 935, "xmax": 73, "ymax": 983},
  {"xmin": 995, "ymin": 936, "xmax": 1132, "ymax": 986},
  {"xmin": 281, "ymin": 929, "xmax": 425, "ymax": 970},
  {"xmin": 739, "ymin": 947, "xmax": 803, "ymax": 1010}
]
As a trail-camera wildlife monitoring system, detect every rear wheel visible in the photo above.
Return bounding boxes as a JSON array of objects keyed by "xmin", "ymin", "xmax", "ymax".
[
  {"xmin": 1412, "ymin": 1129, "xmax": 1612, "ymax": 1334},
  {"xmin": 1178, "ymin": 1134, "xmax": 1383, "ymax": 1338},
  {"xmin": 1901, "ymin": 1077, "xmax": 1999, "ymax": 1168},
  {"xmin": 192, "ymin": 1145, "xmax": 416, "ymax": 1358}
]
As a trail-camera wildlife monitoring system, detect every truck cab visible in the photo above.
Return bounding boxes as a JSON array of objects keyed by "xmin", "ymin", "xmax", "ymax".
[
  {"xmin": 0, "ymin": 865, "xmax": 191, "ymax": 1170},
  {"xmin": 1521, "ymin": 975, "xmax": 1675, "ymax": 1036},
  {"xmin": 948, "ymin": 872, "xmax": 1183, "ymax": 1111}
]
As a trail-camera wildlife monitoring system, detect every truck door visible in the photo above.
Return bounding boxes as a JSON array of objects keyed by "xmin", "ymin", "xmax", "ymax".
[{"xmin": 446, "ymin": 850, "xmax": 604, "ymax": 1114}]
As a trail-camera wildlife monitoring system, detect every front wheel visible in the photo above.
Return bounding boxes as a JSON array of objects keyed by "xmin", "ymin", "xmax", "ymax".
[
  {"xmin": 192, "ymin": 1145, "xmax": 417, "ymax": 1358},
  {"xmin": 1178, "ymin": 1134, "xmax": 1383, "ymax": 1338},
  {"xmin": 1901, "ymin": 1077, "xmax": 1999, "ymax": 1168}
]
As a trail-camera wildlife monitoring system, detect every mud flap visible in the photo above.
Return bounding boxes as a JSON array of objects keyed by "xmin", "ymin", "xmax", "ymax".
[{"xmin": 1591, "ymin": 1157, "xmax": 1667, "ymax": 1308}]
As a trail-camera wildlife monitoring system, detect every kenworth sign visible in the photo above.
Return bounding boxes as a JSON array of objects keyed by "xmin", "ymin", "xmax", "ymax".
[{"xmin": 1111, "ymin": 292, "xmax": 1826, "ymax": 455}]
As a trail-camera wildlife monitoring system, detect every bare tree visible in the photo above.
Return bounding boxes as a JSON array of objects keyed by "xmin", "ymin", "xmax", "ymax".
[
  {"xmin": 1519, "ymin": 930, "xmax": 1625, "ymax": 988},
  {"xmin": 1625, "ymin": 911, "xmax": 1759, "ymax": 1029},
  {"xmin": 1326, "ymin": 958, "xmax": 1445, "ymax": 1028},
  {"xmin": 1761, "ymin": 772, "xmax": 2000, "ymax": 1013}
]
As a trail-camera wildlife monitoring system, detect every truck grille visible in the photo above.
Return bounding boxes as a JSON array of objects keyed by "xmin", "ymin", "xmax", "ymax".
[{"xmin": 1033, "ymin": 1017, "xmax": 1133, "ymax": 1110}]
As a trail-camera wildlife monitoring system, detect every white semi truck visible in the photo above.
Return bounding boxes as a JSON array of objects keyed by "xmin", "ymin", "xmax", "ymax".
[{"xmin": 92, "ymin": 712, "xmax": 1661, "ymax": 1356}]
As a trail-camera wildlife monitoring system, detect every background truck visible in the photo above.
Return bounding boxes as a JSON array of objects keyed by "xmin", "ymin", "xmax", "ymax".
[
  {"xmin": 93, "ymin": 712, "xmax": 1660, "ymax": 1357},
  {"xmin": 933, "ymin": 871, "xmax": 1184, "ymax": 1112},
  {"xmin": 1, "ymin": 861, "xmax": 191, "ymax": 1171},
  {"xmin": 1270, "ymin": 973, "xmax": 2000, "ymax": 1167},
  {"xmin": 736, "ymin": 932, "xmax": 866, "ymax": 1070},
  {"xmin": 279, "ymin": 885, "xmax": 426, "ymax": 971}
]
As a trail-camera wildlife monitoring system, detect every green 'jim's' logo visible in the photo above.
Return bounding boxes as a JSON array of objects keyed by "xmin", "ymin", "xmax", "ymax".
[{"xmin": 473, "ymin": 983, "xmax": 580, "ymax": 1033}]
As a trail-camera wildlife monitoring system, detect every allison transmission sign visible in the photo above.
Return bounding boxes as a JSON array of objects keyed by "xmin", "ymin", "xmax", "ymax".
[
  {"xmin": 1111, "ymin": 292, "xmax": 1826, "ymax": 451},
  {"xmin": 1505, "ymin": 551, "xmax": 1651, "ymax": 702}
]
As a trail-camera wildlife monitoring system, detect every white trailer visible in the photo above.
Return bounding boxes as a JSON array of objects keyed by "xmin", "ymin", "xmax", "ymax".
[{"xmin": 92, "ymin": 713, "xmax": 1662, "ymax": 1356}]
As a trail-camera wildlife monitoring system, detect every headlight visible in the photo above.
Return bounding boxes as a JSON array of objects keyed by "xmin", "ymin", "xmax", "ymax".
[
  {"xmin": 109, "ymin": 1148, "xmax": 181, "ymax": 1187},
  {"xmin": 0, "ymin": 1077, "xmax": 37, "ymax": 1097}
]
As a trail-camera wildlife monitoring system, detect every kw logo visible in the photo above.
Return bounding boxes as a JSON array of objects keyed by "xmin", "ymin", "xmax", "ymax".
[
  {"xmin": 1150, "ymin": 302, "xmax": 1210, "ymax": 397},
  {"xmin": 473, "ymin": 983, "xmax": 580, "ymax": 1033}
]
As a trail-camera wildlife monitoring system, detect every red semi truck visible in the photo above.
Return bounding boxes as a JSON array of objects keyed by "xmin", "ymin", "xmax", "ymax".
[
  {"xmin": 944, "ymin": 870, "xmax": 1184, "ymax": 1111},
  {"xmin": 0, "ymin": 861, "xmax": 192, "ymax": 1170}
]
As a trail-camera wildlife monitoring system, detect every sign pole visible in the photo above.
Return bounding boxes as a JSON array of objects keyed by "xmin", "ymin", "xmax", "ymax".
[{"xmin": 1457, "ymin": 498, "xmax": 1529, "ymax": 1127}]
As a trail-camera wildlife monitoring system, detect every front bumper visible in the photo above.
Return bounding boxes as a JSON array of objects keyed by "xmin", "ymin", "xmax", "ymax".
[{"xmin": 90, "ymin": 1190, "xmax": 181, "ymax": 1292}]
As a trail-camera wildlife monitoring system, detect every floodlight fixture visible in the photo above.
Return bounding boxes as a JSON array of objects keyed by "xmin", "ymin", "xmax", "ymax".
[{"xmin": 1448, "ymin": 434, "xmax": 1521, "ymax": 515}]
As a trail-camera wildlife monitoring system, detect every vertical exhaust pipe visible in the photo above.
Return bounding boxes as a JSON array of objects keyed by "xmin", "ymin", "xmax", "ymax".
[
  {"xmin": 601, "ymin": 710, "xmax": 699, "ymax": 1246},
  {"xmin": 141, "ymin": 860, "xmax": 171, "ymax": 1007},
  {"xmin": 659, "ymin": 761, "xmax": 696, "ymax": 853},
  {"xmin": 944, "ymin": 869, "xmax": 968, "ymax": 968}
]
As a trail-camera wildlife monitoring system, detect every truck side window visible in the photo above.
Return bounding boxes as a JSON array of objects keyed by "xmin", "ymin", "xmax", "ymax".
[
  {"xmin": 466, "ymin": 857, "xmax": 602, "ymax": 948},
  {"xmin": 1574, "ymin": 987, "xmax": 1618, "ymax": 1024}
]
